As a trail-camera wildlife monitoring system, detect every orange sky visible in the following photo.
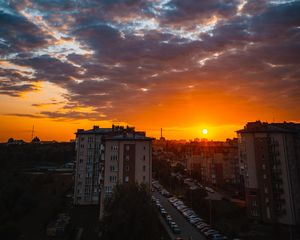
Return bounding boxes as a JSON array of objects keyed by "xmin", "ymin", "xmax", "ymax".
[{"xmin": 0, "ymin": 82, "xmax": 287, "ymax": 142}]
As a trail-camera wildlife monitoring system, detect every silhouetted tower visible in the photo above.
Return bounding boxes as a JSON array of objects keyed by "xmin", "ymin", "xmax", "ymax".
[
  {"xmin": 160, "ymin": 128, "xmax": 165, "ymax": 141},
  {"xmin": 31, "ymin": 125, "xmax": 34, "ymax": 140}
]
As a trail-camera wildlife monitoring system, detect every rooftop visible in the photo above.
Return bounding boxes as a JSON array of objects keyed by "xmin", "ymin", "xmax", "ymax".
[
  {"xmin": 237, "ymin": 121, "xmax": 300, "ymax": 134},
  {"xmin": 106, "ymin": 133, "xmax": 152, "ymax": 141}
]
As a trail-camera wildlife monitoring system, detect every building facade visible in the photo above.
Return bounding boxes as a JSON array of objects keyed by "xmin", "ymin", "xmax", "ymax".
[
  {"xmin": 100, "ymin": 133, "xmax": 152, "ymax": 217},
  {"xmin": 185, "ymin": 139, "xmax": 239, "ymax": 187},
  {"xmin": 237, "ymin": 121, "xmax": 300, "ymax": 225},
  {"xmin": 74, "ymin": 125, "xmax": 152, "ymax": 209}
]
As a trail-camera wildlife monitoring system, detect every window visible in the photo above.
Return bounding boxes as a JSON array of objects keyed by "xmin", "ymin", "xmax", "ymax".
[
  {"xmin": 125, "ymin": 155, "xmax": 129, "ymax": 161},
  {"xmin": 110, "ymin": 176, "xmax": 117, "ymax": 183},
  {"xmin": 266, "ymin": 207, "xmax": 271, "ymax": 219},
  {"xmin": 126, "ymin": 145, "xmax": 130, "ymax": 151},
  {"xmin": 105, "ymin": 186, "xmax": 113, "ymax": 194},
  {"xmin": 143, "ymin": 176, "xmax": 146, "ymax": 181},
  {"xmin": 125, "ymin": 166, "xmax": 129, "ymax": 171},
  {"xmin": 264, "ymin": 187, "xmax": 268, "ymax": 194},
  {"xmin": 143, "ymin": 165, "xmax": 146, "ymax": 172},
  {"xmin": 262, "ymin": 164, "xmax": 266, "ymax": 170},
  {"xmin": 252, "ymin": 208, "xmax": 259, "ymax": 217},
  {"xmin": 143, "ymin": 155, "xmax": 146, "ymax": 161},
  {"xmin": 263, "ymin": 174, "xmax": 267, "ymax": 179},
  {"xmin": 125, "ymin": 176, "xmax": 129, "ymax": 183},
  {"xmin": 79, "ymin": 159, "xmax": 83, "ymax": 163}
]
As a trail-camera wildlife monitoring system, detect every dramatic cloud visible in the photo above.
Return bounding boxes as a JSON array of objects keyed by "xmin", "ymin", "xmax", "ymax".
[{"xmin": 1, "ymin": 0, "xmax": 300, "ymax": 129}]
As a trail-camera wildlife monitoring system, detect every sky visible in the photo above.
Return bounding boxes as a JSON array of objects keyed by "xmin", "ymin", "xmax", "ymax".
[{"xmin": 0, "ymin": 0, "xmax": 300, "ymax": 142}]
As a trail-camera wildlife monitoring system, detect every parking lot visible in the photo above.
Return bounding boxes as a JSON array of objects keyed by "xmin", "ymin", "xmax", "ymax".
[
  {"xmin": 153, "ymin": 191, "xmax": 206, "ymax": 240},
  {"xmin": 152, "ymin": 179, "xmax": 229, "ymax": 240}
]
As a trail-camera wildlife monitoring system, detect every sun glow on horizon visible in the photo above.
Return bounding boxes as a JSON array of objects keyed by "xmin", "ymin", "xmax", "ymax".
[{"xmin": 202, "ymin": 128, "xmax": 208, "ymax": 135}]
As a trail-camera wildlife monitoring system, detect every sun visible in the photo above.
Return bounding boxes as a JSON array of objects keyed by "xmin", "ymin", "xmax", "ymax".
[{"xmin": 202, "ymin": 128, "xmax": 208, "ymax": 135}]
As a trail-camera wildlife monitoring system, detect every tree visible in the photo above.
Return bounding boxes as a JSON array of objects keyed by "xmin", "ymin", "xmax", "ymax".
[
  {"xmin": 31, "ymin": 136, "xmax": 40, "ymax": 144},
  {"xmin": 100, "ymin": 183, "xmax": 161, "ymax": 240},
  {"xmin": 7, "ymin": 138, "xmax": 14, "ymax": 143}
]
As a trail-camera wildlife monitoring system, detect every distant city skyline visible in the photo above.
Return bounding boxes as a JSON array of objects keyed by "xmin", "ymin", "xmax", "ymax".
[{"xmin": 1, "ymin": 1, "xmax": 299, "ymax": 142}]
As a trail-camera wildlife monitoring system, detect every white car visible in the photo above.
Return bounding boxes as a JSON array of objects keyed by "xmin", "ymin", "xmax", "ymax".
[
  {"xmin": 173, "ymin": 200, "xmax": 183, "ymax": 206},
  {"xmin": 205, "ymin": 186, "xmax": 215, "ymax": 193},
  {"xmin": 168, "ymin": 197, "xmax": 178, "ymax": 203}
]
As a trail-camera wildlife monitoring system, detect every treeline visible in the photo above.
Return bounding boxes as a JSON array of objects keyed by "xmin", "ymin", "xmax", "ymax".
[
  {"xmin": 100, "ymin": 183, "xmax": 170, "ymax": 240},
  {"xmin": 0, "ymin": 142, "xmax": 75, "ymax": 170},
  {"xmin": 0, "ymin": 143, "xmax": 75, "ymax": 239}
]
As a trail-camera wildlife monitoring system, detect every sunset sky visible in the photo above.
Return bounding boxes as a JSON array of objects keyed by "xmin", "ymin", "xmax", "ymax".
[{"xmin": 1, "ymin": 0, "xmax": 300, "ymax": 142}]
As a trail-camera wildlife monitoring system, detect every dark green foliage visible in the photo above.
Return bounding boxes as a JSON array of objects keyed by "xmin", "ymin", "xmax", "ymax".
[
  {"xmin": 0, "ymin": 222, "xmax": 20, "ymax": 240},
  {"xmin": 101, "ymin": 183, "xmax": 161, "ymax": 240},
  {"xmin": 0, "ymin": 142, "xmax": 75, "ymax": 170}
]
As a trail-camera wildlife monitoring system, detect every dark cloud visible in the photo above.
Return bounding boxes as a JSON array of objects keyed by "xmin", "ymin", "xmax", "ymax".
[
  {"xmin": 0, "ymin": 8, "xmax": 51, "ymax": 55},
  {"xmin": 0, "ymin": 0, "xmax": 300, "ymax": 122},
  {"xmin": 162, "ymin": 0, "xmax": 239, "ymax": 24},
  {"xmin": 5, "ymin": 113, "xmax": 44, "ymax": 118},
  {"xmin": 39, "ymin": 110, "xmax": 106, "ymax": 121},
  {"xmin": 0, "ymin": 83, "xmax": 37, "ymax": 96}
]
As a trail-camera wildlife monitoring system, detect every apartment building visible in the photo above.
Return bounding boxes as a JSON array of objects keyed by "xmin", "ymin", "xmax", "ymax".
[
  {"xmin": 100, "ymin": 133, "xmax": 152, "ymax": 217},
  {"xmin": 185, "ymin": 139, "xmax": 239, "ymax": 186},
  {"xmin": 237, "ymin": 121, "xmax": 300, "ymax": 225},
  {"xmin": 74, "ymin": 125, "xmax": 152, "ymax": 207}
]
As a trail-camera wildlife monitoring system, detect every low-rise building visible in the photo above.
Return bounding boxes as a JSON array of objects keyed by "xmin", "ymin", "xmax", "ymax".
[{"xmin": 185, "ymin": 139, "xmax": 239, "ymax": 187}]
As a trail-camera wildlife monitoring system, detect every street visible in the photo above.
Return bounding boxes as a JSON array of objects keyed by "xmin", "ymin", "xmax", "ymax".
[{"xmin": 153, "ymin": 191, "xmax": 206, "ymax": 240}]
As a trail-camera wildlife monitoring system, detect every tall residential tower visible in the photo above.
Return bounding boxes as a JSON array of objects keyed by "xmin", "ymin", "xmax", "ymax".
[
  {"xmin": 74, "ymin": 125, "xmax": 152, "ymax": 210},
  {"xmin": 237, "ymin": 121, "xmax": 300, "ymax": 225}
]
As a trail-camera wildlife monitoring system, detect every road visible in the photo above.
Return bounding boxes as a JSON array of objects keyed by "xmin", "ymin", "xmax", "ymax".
[
  {"xmin": 184, "ymin": 181, "xmax": 224, "ymax": 201},
  {"xmin": 154, "ymin": 191, "xmax": 206, "ymax": 240}
]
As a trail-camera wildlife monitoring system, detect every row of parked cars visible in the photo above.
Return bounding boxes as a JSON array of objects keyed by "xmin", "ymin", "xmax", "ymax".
[
  {"xmin": 168, "ymin": 196, "xmax": 227, "ymax": 240},
  {"xmin": 152, "ymin": 196, "xmax": 181, "ymax": 235}
]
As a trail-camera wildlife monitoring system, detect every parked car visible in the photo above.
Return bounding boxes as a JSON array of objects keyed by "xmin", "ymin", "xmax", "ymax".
[
  {"xmin": 196, "ymin": 223, "xmax": 209, "ymax": 229},
  {"xmin": 183, "ymin": 210, "xmax": 195, "ymax": 217},
  {"xmin": 173, "ymin": 200, "xmax": 184, "ymax": 207},
  {"xmin": 210, "ymin": 234, "xmax": 226, "ymax": 240},
  {"xmin": 176, "ymin": 204, "xmax": 187, "ymax": 210},
  {"xmin": 204, "ymin": 229, "xmax": 219, "ymax": 236},
  {"xmin": 168, "ymin": 197, "xmax": 178, "ymax": 203},
  {"xmin": 205, "ymin": 186, "xmax": 215, "ymax": 193},
  {"xmin": 199, "ymin": 226, "xmax": 212, "ymax": 232},
  {"xmin": 189, "ymin": 217, "xmax": 202, "ymax": 224},
  {"xmin": 172, "ymin": 226, "xmax": 181, "ymax": 234}
]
